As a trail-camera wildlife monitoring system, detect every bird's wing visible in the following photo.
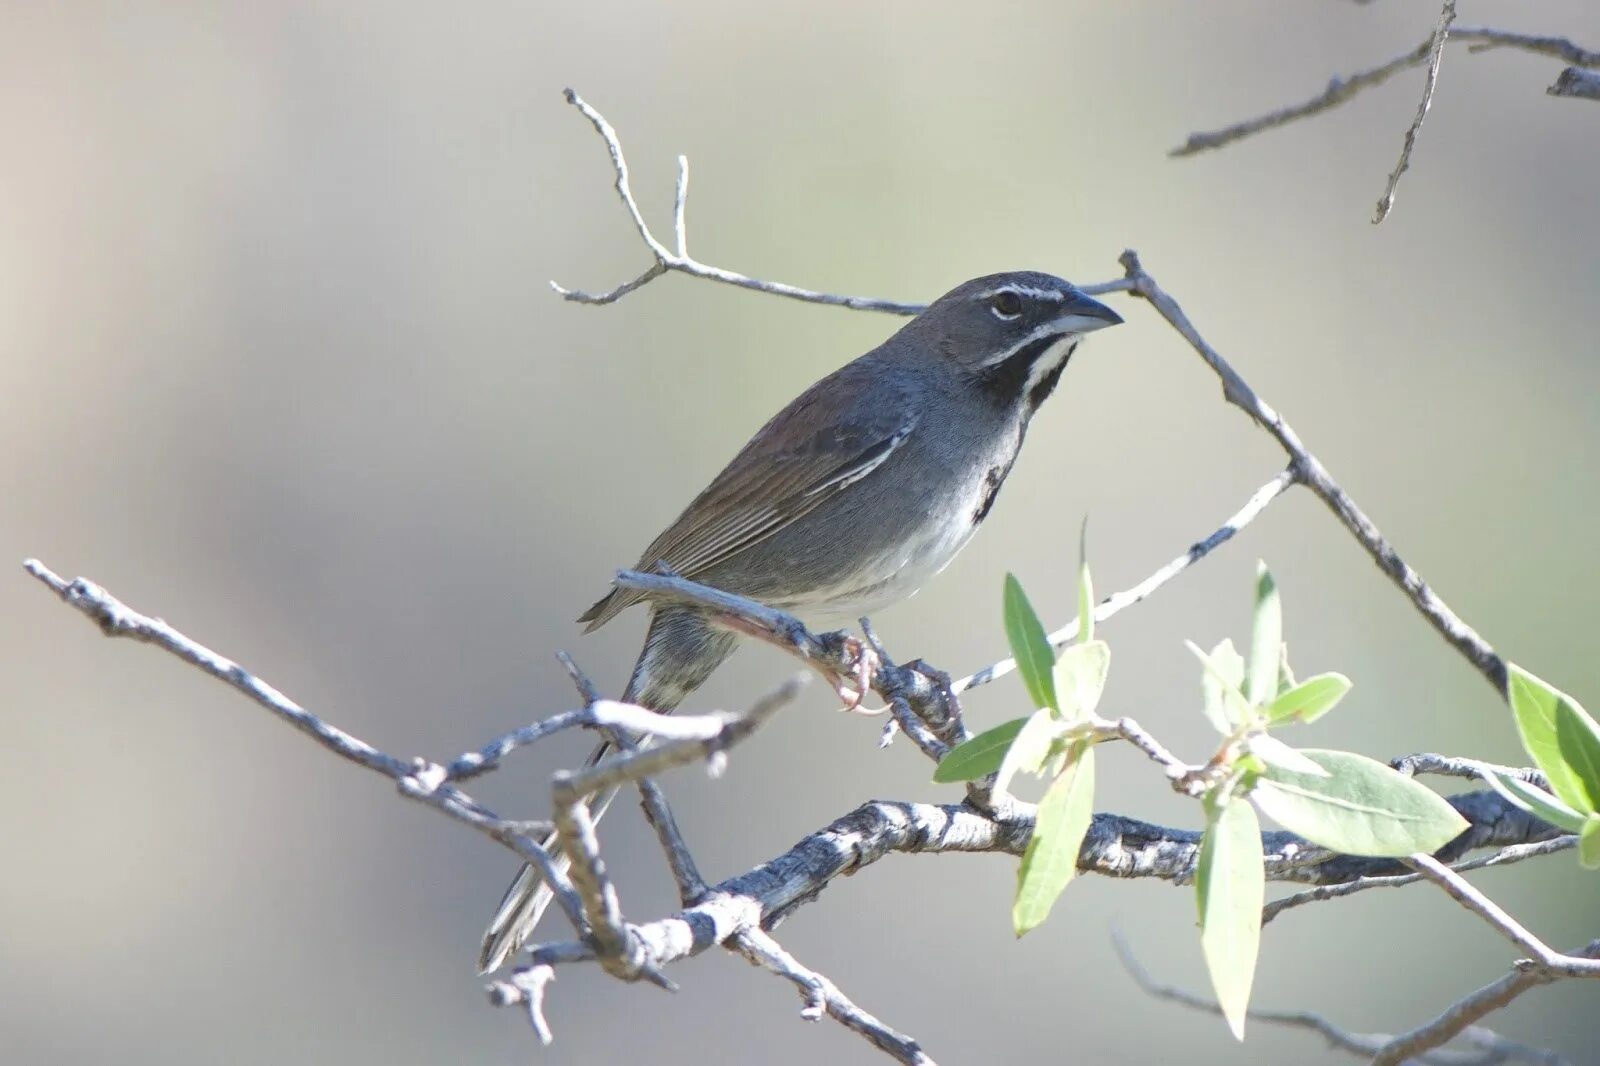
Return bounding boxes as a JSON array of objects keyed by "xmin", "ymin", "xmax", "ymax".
[{"xmin": 580, "ymin": 367, "xmax": 916, "ymax": 630}]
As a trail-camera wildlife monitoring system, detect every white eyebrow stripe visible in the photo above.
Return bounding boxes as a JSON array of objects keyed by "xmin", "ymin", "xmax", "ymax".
[{"xmin": 973, "ymin": 285, "xmax": 1066, "ymax": 303}]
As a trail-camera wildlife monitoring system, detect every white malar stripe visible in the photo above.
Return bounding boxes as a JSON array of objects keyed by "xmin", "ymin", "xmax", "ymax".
[
  {"xmin": 1023, "ymin": 335, "xmax": 1077, "ymax": 397},
  {"xmin": 976, "ymin": 313, "xmax": 1114, "ymax": 370}
]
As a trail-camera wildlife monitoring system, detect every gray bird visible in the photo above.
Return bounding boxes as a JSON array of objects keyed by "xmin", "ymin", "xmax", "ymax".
[{"xmin": 479, "ymin": 270, "xmax": 1122, "ymax": 972}]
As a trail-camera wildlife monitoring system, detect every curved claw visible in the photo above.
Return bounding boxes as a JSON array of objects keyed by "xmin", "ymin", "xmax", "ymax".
[{"xmin": 828, "ymin": 635, "xmax": 881, "ymax": 714}]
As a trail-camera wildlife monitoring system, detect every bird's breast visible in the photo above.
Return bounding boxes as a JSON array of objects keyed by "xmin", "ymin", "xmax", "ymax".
[{"xmin": 780, "ymin": 433, "xmax": 1023, "ymax": 624}]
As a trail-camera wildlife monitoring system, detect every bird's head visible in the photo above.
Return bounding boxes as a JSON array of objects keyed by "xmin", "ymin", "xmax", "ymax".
[{"xmin": 900, "ymin": 270, "xmax": 1123, "ymax": 408}]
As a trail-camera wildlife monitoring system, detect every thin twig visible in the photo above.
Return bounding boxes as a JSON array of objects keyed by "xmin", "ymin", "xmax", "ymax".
[
  {"xmin": 1403, "ymin": 854, "xmax": 1600, "ymax": 976},
  {"xmin": 1263, "ymin": 837, "xmax": 1577, "ymax": 923},
  {"xmin": 547, "ymin": 676, "xmax": 808, "ymax": 980},
  {"xmin": 553, "ymin": 651, "xmax": 707, "ymax": 901},
  {"xmin": 21, "ymin": 558, "xmax": 591, "ymax": 933},
  {"xmin": 1392, "ymin": 752, "xmax": 1550, "ymax": 790},
  {"xmin": 1373, "ymin": 0, "xmax": 1456, "ymax": 224},
  {"xmin": 1117, "ymin": 251, "xmax": 1507, "ymax": 695},
  {"xmin": 1173, "ymin": 26, "xmax": 1600, "ymax": 157},
  {"xmin": 1548, "ymin": 66, "xmax": 1600, "ymax": 101},
  {"xmin": 955, "ymin": 466, "xmax": 1299, "ymax": 693},
  {"xmin": 485, "ymin": 964, "xmax": 559, "ymax": 1046},
  {"xmin": 554, "ymin": 89, "xmax": 1130, "ymax": 314},
  {"xmin": 1373, "ymin": 940, "xmax": 1600, "ymax": 1066},
  {"xmin": 1113, "ymin": 932, "xmax": 1564, "ymax": 1065},
  {"xmin": 731, "ymin": 929, "xmax": 935, "ymax": 1065}
]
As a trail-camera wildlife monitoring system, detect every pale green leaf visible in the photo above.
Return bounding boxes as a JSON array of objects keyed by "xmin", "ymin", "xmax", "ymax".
[
  {"xmin": 1247, "ymin": 733, "xmax": 1330, "ymax": 777},
  {"xmin": 933, "ymin": 717, "xmax": 1028, "ymax": 783},
  {"xmin": 1189, "ymin": 638, "xmax": 1249, "ymax": 733},
  {"xmin": 1555, "ymin": 699, "xmax": 1600, "ymax": 814},
  {"xmin": 995, "ymin": 708, "xmax": 1061, "ymax": 797},
  {"xmin": 1054, "ymin": 640, "xmax": 1111, "ymax": 721},
  {"xmin": 1507, "ymin": 664, "xmax": 1597, "ymax": 814},
  {"xmin": 1276, "ymin": 643, "xmax": 1297, "ymax": 696},
  {"xmin": 1263, "ymin": 674, "xmax": 1352, "ymax": 727},
  {"xmin": 1077, "ymin": 545, "xmax": 1095, "ymax": 644},
  {"xmin": 1004, "ymin": 574, "xmax": 1057, "ymax": 712},
  {"xmin": 1482, "ymin": 770, "xmax": 1589, "ymax": 834},
  {"xmin": 1013, "ymin": 745, "xmax": 1095, "ymax": 935},
  {"xmin": 1581, "ymin": 816, "xmax": 1600, "ymax": 871},
  {"xmin": 1251, "ymin": 749, "xmax": 1469, "ymax": 857},
  {"xmin": 1246, "ymin": 562, "xmax": 1281, "ymax": 707},
  {"xmin": 1197, "ymin": 792, "xmax": 1263, "ymax": 1041}
]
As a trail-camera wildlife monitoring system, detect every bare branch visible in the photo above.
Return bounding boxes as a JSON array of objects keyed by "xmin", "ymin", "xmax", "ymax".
[
  {"xmin": 1117, "ymin": 252, "xmax": 1508, "ymax": 695},
  {"xmin": 548, "ymin": 676, "xmax": 807, "ymax": 981},
  {"xmin": 1263, "ymin": 837, "xmax": 1578, "ymax": 924},
  {"xmin": 510, "ymin": 783, "xmax": 1560, "ymax": 988},
  {"xmin": 1404, "ymin": 854, "xmax": 1600, "ymax": 976},
  {"xmin": 1461, "ymin": 29, "xmax": 1600, "ymax": 67},
  {"xmin": 1373, "ymin": 940, "xmax": 1600, "ymax": 1066},
  {"xmin": 731, "ymin": 929, "xmax": 935, "ymax": 1066},
  {"xmin": 1373, "ymin": 0, "xmax": 1456, "ymax": 224},
  {"xmin": 553, "ymin": 651, "xmax": 707, "ymax": 902},
  {"xmin": 554, "ymin": 90, "xmax": 1131, "ymax": 314},
  {"xmin": 486, "ymin": 964, "xmax": 559, "ymax": 1046},
  {"xmin": 1114, "ymin": 932, "xmax": 1565, "ymax": 1065},
  {"xmin": 1548, "ymin": 66, "xmax": 1600, "ymax": 101},
  {"xmin": 1392, "ymin": 752, "xmax": 1551, "ymax": 789},
  {"xmin": 956, "ymin": 466, "xmax": 1299, "ymax": 693},
  {"xmin": 21, "ymin": 559, "xmax": 591, "ymax": 932},
  {"xmin": 29, "ymin": 558, "xmax": 1572, "ymax": 1061},
  {"xmin": 1173, "ymin": 26, "xmax": 1600, "ymax": 158}
]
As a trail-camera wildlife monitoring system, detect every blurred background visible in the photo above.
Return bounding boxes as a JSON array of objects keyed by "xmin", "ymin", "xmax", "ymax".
[{"xmin": 3, "ymin": 2, "xmax": 1597, "ymax": 1063}]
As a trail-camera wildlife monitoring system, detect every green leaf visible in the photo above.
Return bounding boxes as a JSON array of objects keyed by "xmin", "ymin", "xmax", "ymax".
[
  {"xmin": 1507, "ymin": 664, "xmax": 1598, "ymax": 814},
  {"xmin": 1555, "ymin": 699, "xmax": 1600, "ymax": 814},
  {"xmin": 1197, "ymin": 791, "xmax": 1263, "ymax": 1041},
  {"xmin": 1189, "ymin": 638, "xmax": 1249, "ymax": 733},
  {"xmin": 1246, "ymin": 733, "xmax": 1331, "ymax": 777},
  {"xmin": 933, "ymin": 717, "xmax": 1028, "ymax": 783},
  {"xmin": 1263, "ymin": 674, "xmax": 1352, "ymax": 727},
  {"xmin": 995, "ymin": 708, "xmax": 1061, "ymax": 797},
  {"xmin": 1004, "ymin": 574, "xmax": 1057, "ymax": 712},
  {"xmin": 1581, "ymin": 816, "xmax": 1600, "ymax": 871},
  {"xmin": 1246, "ymin": 562, "xmax": 1281, "ymax": 707},
  {"xmin": 1251, "ymin": 749, "xmax": 1469, "ymax": 857},
  {"xmin": 1482, "ymin": 770, "xmax": 1589, "ymax": 834},
  {"xmin": 1013, "ymin": 745, "xmax": 1096, "ymax": 935},
  {"xmin": 1276, "ymin": 643, "xmax": 1297, "ymax": 696},
  {"xmin": 1076, "ymin": 542, "xmax": 1095, "ymax": 644},
  {"xmin": 1054, "ymin": 640, "xmax": 1111, "ymax": 721}
]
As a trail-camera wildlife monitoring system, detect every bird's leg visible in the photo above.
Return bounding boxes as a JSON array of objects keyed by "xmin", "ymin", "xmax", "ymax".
[
  {"xmin": 701, "ymin": 610, "xmax": 882, "ymax": 714},
  {"xmin": 816, "ymin": 630, "xmax": 881, "ymax": 713}
]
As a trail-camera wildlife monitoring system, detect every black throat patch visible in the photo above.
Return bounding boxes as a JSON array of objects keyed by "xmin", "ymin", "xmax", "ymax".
[{"xmin": 975, "ymin": 335, "xmax": 1078, "ymax": 414}]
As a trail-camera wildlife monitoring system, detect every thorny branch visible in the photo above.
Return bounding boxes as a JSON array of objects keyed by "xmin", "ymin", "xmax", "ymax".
[{"xmin": 27, "ymin": 90, "xmax": 1593, "ymax": 1065}]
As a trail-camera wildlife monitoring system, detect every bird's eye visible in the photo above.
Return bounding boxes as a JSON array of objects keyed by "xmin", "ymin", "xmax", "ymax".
[{"xmin": 990, "ymin": 291, "xmax": 1023, "ymax": 319}]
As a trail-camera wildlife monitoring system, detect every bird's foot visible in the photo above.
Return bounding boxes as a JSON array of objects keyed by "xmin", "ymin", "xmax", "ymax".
[{"xmin": 818, "ymin": 631, "xmax": 882, "ymax": 714}]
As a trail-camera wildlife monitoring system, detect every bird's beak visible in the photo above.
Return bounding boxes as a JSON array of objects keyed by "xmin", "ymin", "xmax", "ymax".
[{"xmin": 1054, "ymin": 291, "xmax": 1123, "ymax": 334}]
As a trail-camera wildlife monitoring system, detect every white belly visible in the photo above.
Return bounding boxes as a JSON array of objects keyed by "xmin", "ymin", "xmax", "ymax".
[{"xmin": 785, "ymin": 478, "xmax": 988, "ymax": 626}]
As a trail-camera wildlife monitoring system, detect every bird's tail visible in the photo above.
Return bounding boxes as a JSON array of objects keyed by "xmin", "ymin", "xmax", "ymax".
[
  {"xmin": 477, "ymin": 606, "xmax": 739, "ymax": 973},
  {"xmin": 477, "ymin": 736, "xmax": 617, "ymax": 974}
]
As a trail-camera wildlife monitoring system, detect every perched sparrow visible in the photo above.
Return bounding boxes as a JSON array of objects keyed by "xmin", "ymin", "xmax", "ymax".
[{"xmin": 479, "ymin": 270, "xmax": 1122, "ymax": 971}]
